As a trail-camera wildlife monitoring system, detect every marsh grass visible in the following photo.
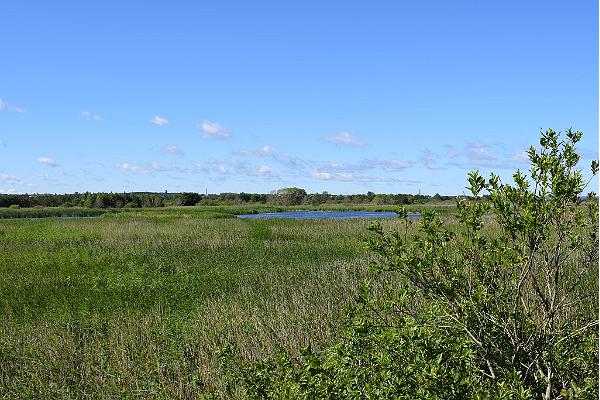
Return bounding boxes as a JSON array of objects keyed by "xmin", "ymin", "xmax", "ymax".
[
  {"xmin": 0, "ymin": 202, "xmax": 456, "ymax": 220},
  {"xmin": 0, "ymin": 208, "xmax": 106, "ymax": 219},
  {"xmin": 0, "ymin": 210, "xmax": 410, "ymax": 398}
]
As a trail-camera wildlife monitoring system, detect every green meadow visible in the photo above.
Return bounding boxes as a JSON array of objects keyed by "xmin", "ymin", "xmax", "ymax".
[
  {"xmin": 0, "ymin": 208, "xmax": 411, "ymax": 398},
  {"xmin": 0, "ymin": 196, "xmax": 596, "ymax": 398}
]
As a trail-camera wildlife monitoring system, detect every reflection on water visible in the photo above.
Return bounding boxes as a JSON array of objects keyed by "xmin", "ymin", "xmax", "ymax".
[{"xmin": 237, "ymin": 210, "xmax": 420, "ymax": 219}]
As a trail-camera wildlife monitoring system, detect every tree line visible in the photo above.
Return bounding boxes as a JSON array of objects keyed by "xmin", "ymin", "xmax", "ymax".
[{"xmin": 0, "ymin": 189, "xmax": 450, "ymax": 208}]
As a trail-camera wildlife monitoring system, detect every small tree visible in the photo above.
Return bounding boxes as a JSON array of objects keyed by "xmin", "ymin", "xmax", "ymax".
[
  {"xmin": 269, "ymin": 187, "xmax": 307, "ymax": 205},
  {"xmin": 368, "ymin": 128, "xmax": 598, "ymax": 398},
  {"xmin": 180, "ymin": 192, "xmax": 201, "ymax": 206}
]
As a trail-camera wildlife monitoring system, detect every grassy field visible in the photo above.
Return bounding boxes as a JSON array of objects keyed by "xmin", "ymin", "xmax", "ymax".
[
  {"xmin": 0, "ymin": 202, "xmax": 596, "ymax": 398},
  {"xmin": 0, "ymin": 202, "xmax": 457, "ymax": 220},
  {"xmin": 0, "ymin": 207, "xmax": 418, "ymax": 398}
]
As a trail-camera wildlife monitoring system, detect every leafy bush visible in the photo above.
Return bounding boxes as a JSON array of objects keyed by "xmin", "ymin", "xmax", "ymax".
[{"xmin": 220, "ymin": 129, "xmax": 598, "ymax": 399}]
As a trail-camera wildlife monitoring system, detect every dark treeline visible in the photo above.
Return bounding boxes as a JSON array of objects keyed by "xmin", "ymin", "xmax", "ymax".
[{"xmin": 0, "ymin": 187, "xmax": 453, "ymax": 208}]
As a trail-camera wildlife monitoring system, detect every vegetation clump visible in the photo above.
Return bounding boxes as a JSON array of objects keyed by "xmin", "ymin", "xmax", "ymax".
[{"xmin": 222, "ymin": 129, "xmax": 598, "ymax": 399}]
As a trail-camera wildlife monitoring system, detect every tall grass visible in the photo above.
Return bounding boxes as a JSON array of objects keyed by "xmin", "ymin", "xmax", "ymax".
[
  {"xmin": 0, "ymin": 211, "xmax": 410, "ymax": 397},
  {"xmin": 0, "ymin": 207, "xmax": 106, "ymax": 219},
  {"xmin": 0, "ymin": 202, "xmax": 457, "ymax": 220}
]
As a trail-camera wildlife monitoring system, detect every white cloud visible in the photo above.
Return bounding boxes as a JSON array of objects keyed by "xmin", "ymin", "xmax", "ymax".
[
  {"xmin": 250, "ymin": 164, "xmax": 277, "ymax": 177},
  {"xmin": 363, "ymin": 158, "xmax": 413, "ymax": 171},
  {"xmin": 311, "ymin": 168, "xmax": 423, "ymax": 184},
  {"xmin": 322, "ymin": 132, "xmax": 367, "ymax": 147},
  {"xmin": 258, "ymin": 145, "xmax": 277, "ymax": 156},
  {"xmin": 192, "ymin": 162, "xmax": 208, "ymax": 173},
  {"xmin": 163, "ymin": 145, "xmax": 183, "ymax": 155},
  {"xmin": 0, "ymin": 98, "xmax": 26, "ymax": 113},
  {"xmin": 325, "ymin": 162, "xmax": 350, "ymax": 170},
  {"xmin": 199, "ymin": 120, "xmax": 230, "ymax": 139},
  {"xmin": 256, "ymin": 164, "xmax": 272, "ymax": 175},
  {"xmin": 312, "ymin": 171, "xmax": 332, "ymax": 180},
  {"xmin": 444, "ymin": 142, "xmax": 527, "ymax": 170},
  {"xmin": 150, "ymin": 115, "xmax": 169, "ymax": 126},
  {"xmin": 37, "ymin": 173, "xmax": 59, "ymax": 183},
  {"xmin": 203, "ymin": 160, "xmax": 230, "ymax": 174},
  {"xmin": 511, "ymin": 150, "xmax": 529, "ymax": 163},
  {"xmin": 211, "ymin": 163, "xmax": 228, "ymax": 174},
  {"xmin": 466, "ymin": 143, "xmax": 497, "ymax": 161},
  {"xmin": 235, "ymin": 144, "xmax": 305, "ymax": 168},
  {"xmin": 235, "ymin": 162, "xmax": 278, "ymax": 177},
  {"xmin": 36, "ymin": 157, "xmax": 57, "ymax": 167},
  {"xmin": 81, "ymin": 111, "xmax": 102, "ymax": 121},
  {"xmin": 311, "ymin": 170, "xmax": 355, "ymax": 181},
  {"xmin": 319, "ymin": 158, "xmax": 413, "ymax": 173},
  {"xmin": 236, "ymin": 145, "xmax": 278, "ymax": 157},
  {"xmin": 0, "ymin": 174, "xmax": 24, "ymax": 185},
  {"xmin": 0, "ymin": 188, "xmax": 18, "ymax": 194},
  {"xmin": 442, "ymin": 144, "xmax": 461, "ymax": 158},
  {"xmin": 115, "ymin": 161, "xmax": 162, "ymax": 173},
  {"xmin": 420, "ymin": 150, "xmax": 442, "ymax": 170}
]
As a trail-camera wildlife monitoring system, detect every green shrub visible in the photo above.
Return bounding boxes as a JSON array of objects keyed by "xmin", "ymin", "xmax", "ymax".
[{"xmin": 222, "ymin": 129, "xmax": 598, "ymax": 399}]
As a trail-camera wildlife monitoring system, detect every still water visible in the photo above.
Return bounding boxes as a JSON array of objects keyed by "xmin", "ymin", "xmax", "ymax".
[{"xmin": 237, "ymin": 210, "xmax": 420, "ymax": 219}]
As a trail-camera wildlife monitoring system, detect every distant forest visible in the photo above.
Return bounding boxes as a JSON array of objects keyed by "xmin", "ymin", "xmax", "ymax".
[{"xmin": 0, "ymin": 187, "xmax": 452, "ymax": 208}]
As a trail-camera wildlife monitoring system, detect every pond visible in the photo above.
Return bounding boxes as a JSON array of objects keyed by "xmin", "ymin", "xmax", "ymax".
[{"xmin": 237, "ymin": 210, "xmax": 420, "ymax": 219}]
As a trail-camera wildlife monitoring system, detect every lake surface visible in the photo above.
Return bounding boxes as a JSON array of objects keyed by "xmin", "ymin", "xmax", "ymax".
[{"xmin": 237, "ymin": 210, "xmax": 420, "ymax": 219}]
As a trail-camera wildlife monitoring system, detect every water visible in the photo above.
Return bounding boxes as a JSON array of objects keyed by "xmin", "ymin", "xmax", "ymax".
[{"xmin": 237, "ymin": 210, "xmax": 420, "ymax": 219}]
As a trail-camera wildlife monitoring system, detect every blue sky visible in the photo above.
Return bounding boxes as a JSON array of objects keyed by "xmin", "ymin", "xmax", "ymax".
[{"xmin": 1, "ymin": 1, "xmax": 597, "ymax": 195}]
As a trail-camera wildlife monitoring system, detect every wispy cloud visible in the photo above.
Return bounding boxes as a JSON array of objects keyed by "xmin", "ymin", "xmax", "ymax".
[
  {"xmin": 322, "ymin": 162, "xmax": 355, "ymax": 171},
  {"xmin": 362, "ymin": 158, "xmax": 413, "ymax": 171},
  {"xmin": 0, "ymin": 174, "xmax": 24, "ymax": 185},
  {"xmin": 38, "ymin": 173, "xmax": 59, "ymax": 183},
  {"xmin": 256, "ymin": 164, "xmax": 273, "ymax": 176},
  {"xmin": 311, "ymin": 170, "xmax": 420, "ymax": 184},
  {"xmin": 316, "ymin": 158, "xmax": 413, "ymax": 173},
  {"xmin": 465, "ymin": 143, "xmax": 497, "ymax": 162},
  {"xmin": 163, "ymin": 145, "xmax": 183, "ymax": 155},
  {"xmin": 442, "ymin": 144, "xmax": 461, "ymax": 158},
  {"xmin": 511, "ymin": 150, "xmax": 529, "ymax": 164},
  {"xmin": 256, "ymin": 145, "xmax": 277, "ymax": 157},
  {"xmin": 235, "ymin": 144, "xmax": 305, "ymax": 168},
  {"xmin": 81, "ymin": 111, "xmax": 102, "ymax": 121},
  {"xmin": 236, "ymin": 163, "xmax": 278, "ymax": 177},
  {"xmin": 322, "ymin": 132, "xmax": 367, "ymax": 147},
  {"xmin": 0, "ymin": 98, "xmax": 26, "ymax": 113},
  {"xmin": 236, "ymin": 145, "xmax": 277, "ymax": 157},
  {"xmin": 312, "ymin": 170, "xmax": 334, "ymax": 180},
  {"xmin": 115, "ymin": 161, "xmax": 163, "ymax": 173},
  {"xmin": 36, "ymin": 157, "xmax": 57, "ymax": 167},
  {"xmin": 444, "ymin": 142, "xmax": 530, "ymax": 170},
  {"xmin": 209, "ymin": 161, "xmax": 229, "ymax": 174},
  {"xmin": 150, "ymin": 115, "xmax": 169, "ymax": 126},
  {"xmin": 199, "ymin": 120, "xmax": 230, "ymax": 139},
  {"xmin": 312, "ymin": 170, "xmax": 356, "ymax": 181},
  {"xmin": 420, "ymin": 149, "xmax": 442, "ymax": 170},
  {"xmin": 191, "ymin": 162, "xmax": 208, "ymax": 173}
]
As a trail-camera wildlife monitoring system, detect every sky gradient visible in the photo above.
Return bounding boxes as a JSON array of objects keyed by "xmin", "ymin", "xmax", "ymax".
[{"xmin": 1, "ymin": 1, "xmax": 598, "ymax": 195}]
